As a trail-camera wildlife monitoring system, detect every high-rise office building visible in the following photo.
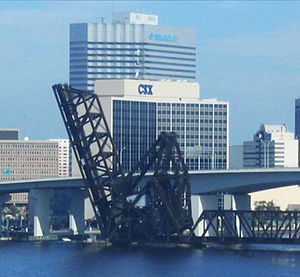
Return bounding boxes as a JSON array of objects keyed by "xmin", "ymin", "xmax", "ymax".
[
  {"xmin": 70, "ymin": 12, "xmax": 196, "ymax": 92},
  {"xmin": 95, "ymin": 79, "xmax": 229, "ymax": 172},
  {"xmin": 243, "ymin": 124, "xmax": 298, "ymax": 168}
]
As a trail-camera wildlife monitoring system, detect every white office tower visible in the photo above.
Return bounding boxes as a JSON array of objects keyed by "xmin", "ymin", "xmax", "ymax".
[
  {"xmin": 95, "ymin": 79, "xmax": 229, "ymax": 172},
  {"xmin": 70, "ymin": 12, "xmax": 196, "ymax": 92},
  {"xmin": 49, "ymin": 139, "xmax": 71, "ymax": 176},
  {"xmin": 243, "ymin": 124, "xmax": 298, "ymax": 168}
]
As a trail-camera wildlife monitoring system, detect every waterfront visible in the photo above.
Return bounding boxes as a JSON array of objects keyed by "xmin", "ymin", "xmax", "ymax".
[{"xmin": 1, "ymin": 242, "xmax": 300, "ymax": 276}]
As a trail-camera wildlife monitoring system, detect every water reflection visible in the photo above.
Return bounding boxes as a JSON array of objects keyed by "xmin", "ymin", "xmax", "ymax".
[{"xmin": 1, "ymin": 242, "xmax": 300, "ymax": 276}]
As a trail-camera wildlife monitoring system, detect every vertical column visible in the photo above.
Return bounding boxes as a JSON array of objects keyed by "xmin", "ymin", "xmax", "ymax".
[
  {"xmin": 223, "ymin": 194, "xmax": 237, "ymax": 237},
  {"xmin": 29, "ymin": 189, "xmax": 53, "ymax": 237},
  {"xmin": 233, "ymin": 194, "xmax": 251, "ymax": 238},
  {"xmin": 191, "ymin": 194, "xmax": 219, "ymax": 237},
  {"xmin": 67, "ymin": 188, "xmax": 86, "ymax": 235}
]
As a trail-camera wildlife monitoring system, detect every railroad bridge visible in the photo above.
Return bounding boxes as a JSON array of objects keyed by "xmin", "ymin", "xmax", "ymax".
[
  {"xmin": 2, "ymin": 83, "xmax": 300, "ymax": 243},
  {"xmin": 1, "ymin": 168, "xmax": 300, "ymax": 242}
]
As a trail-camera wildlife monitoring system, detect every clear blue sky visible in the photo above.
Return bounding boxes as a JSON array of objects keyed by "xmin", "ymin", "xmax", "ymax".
[{"xmin": 0, "ymin": 1, "xmax": 299, "ymax": 145}]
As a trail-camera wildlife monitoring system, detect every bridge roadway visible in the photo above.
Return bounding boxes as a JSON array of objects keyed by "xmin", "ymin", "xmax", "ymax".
[{"xmin": 1, "ymin": 168, "xmax": 300, "ymax": 194}]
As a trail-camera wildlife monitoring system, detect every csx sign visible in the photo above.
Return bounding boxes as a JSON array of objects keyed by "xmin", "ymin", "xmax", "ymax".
[{"xmin": 138, "ymin": 84, "xmax": 153, "ymax": 95}]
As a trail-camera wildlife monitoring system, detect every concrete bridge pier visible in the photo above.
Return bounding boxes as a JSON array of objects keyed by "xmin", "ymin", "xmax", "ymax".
[
  {"xmin": 67, "ymin": 188, "xmax": 86, "ymax": 235},
  {"xmin": 29, "ymin": 189, "xmax": 53, "ymax": 236},
  {"xmin": 191, "ymin": 193, "xmax": 251, "ymax": 238},
  {"xmin": 191, "ymin": 194, "xmax": 219, "ymax": 237},
  {"xmin": 223, "ymin": 194, "xmax": 237, "ymax": 237},
  {"xmin": 223, "ymin": 194, "xmax": 251, "ymax": 237},
  {"xmin": 232, "ymin": 194, "xmax": 251, "ymax": 238},
  {"xmin": 29, "ymin": 188, "xmax": 86, "ymax": 237}
]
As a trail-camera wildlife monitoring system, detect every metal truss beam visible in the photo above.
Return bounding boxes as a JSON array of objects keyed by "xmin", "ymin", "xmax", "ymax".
[
  {"xmin": 53, "ymin": 84, "xmax": 125, "ymax": 237},
  {"xmin": 53, "ymin": 84, "xmax": 193, "ymax": 243},
  {"xmin": 191, "ymin": 210, "xmax": 300, "ymax": 242}
]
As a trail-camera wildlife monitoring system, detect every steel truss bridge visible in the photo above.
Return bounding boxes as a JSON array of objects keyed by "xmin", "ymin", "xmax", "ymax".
[
  {"xmin": 191, "ymin": 210, "xmax": 300, "ymax": 243},
  {"xmin": 51, "ymin": 83, "xmax": 300, "ymax": 245},
  {"xmin": 53, "ymin": 84, "xmax": 192, "ymax": 243}
]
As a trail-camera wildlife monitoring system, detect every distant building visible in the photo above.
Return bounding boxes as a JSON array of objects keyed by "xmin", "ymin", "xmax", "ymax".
[
  {"xmin": 70, "ymin": 12, "xmax": 196, "ymax": 92},
  {"xmin": 95, "ymin": 79, "xmax": 229, "ymax": 172},
  {"xmin": 295, "ymin": 98, "xmax": 300, "ymax": 139},
  {"xmin": 0, "ymin": 129, "xmax": 19, "ymax": 140},
  {"xmin": 245, "ymin": 124, "xmax": 300, "ymax": 210},
  {"xmin": 0, "ymin": 140, "xmax": 59, "ymax": 182},
  {"xmin": 295, "ymin": 98, "xmax": 300, "ymax": 166},
  {"xmin": 243, "ymin": 124, "xmax": 298, "ymax": 168},
  {"xmin": 287, "ymin": 204, "xmax": 300, "ymax": 211},
  {"xmin": 229, "ymin": 145, "xmax": 243, "ymax": 169},
  {"xmin": 49, "ymin": 139, "xmax": 71, "ymax": 177},
  {"xmin": 0, "ymin": 137, "xmax": 71, "ymax": 204}
]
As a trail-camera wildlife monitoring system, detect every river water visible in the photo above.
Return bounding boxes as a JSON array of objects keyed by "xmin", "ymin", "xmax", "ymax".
[{"xmin": 1, "ymin": 241, "xmax": 300, "ymax": 276}]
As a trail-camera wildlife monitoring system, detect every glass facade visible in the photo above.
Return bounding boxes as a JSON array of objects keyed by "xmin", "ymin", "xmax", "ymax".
[
  {"xmin": 112, "ymin": 99, "xmax": 228, "ymax": 172},
  {"xmin": 113, "ymin": 100, "xmax": 156, "ymax": 171}
]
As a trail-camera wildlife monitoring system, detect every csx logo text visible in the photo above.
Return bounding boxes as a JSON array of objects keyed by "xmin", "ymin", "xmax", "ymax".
[{"xmin": 138, "ymin": 84, "xmax": 153, "ymax": 95}]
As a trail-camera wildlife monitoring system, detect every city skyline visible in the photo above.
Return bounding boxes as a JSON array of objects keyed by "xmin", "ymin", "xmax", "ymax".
[{"xmin": 0, "ymin": 1, "xmax": 299, "ymax": 145}]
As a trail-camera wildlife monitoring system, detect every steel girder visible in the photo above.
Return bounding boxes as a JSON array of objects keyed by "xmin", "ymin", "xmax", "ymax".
[
  {"xmin": 53, "ymin": 84, "xmax": 125, "ymax": 237},
  {"xmin": 191, "ymin": 210, "xmax": 300, "ymax": 241},
  {"xmin": 117, "ymin": 131, "xmax": 193, "ymax": 242},
  {"xmin": 53, "ymin": 84, "xmax": 193, "ymax": 242}
]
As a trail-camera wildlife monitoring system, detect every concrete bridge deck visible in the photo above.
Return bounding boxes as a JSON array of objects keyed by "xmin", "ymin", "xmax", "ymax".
[{"xmin": 0, "ymin": 168, "xmax": 300, "ymax": 194}]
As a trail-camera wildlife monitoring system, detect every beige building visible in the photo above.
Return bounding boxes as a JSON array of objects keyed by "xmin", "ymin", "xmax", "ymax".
[
  {"xmin": 0, "ymin": 138, "xmax": 71, "ymax": 204},
  {"xmin": 49, "ymin": 139, "xmax": 71, "ymax": 177}
]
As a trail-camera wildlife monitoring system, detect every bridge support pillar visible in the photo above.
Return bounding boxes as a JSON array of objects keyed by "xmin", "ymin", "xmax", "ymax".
[
  {"xmin": 233, "ymin": 194, "xmax": 251, "ymax": 238},
  {"xmin": 192, "ymin": 194, "xmax": 251, "ymax": 238},
  {"xmin": 29, "ymin": 189, "xmax": 53, "ymax": 237},
  {"xmin": 191, "ymin": 194, "xmax": 219, "ymax": 237},
  {"xmin": 29, "ymin": 188, "xmax": 86, "ymax": 236},
  {"xmin": 67, "ymin": 188, "xmax": 86, "ymax": 235},
  {"xmin": 223, "ymin": 194, "xmax": 237, "ymax": 237}
]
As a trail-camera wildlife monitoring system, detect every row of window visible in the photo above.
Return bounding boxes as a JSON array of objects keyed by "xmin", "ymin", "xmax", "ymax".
[
  {"xmin": 78, "ymin": 41, "xmax": 196, "ymax": 51},
  {"xmin": 78, "ymin": 47, "xmax": 196, "ymax": 56},
  {"xmin": 113, "ymin": 99, "xmax": 228, "ymax": 172},
  {"xmin": 73, "ymin": 66, "xmax": 196, "ymax": 74},
  {"xmin": 0, "ymin": 144, "xmax": 57, "ymax": 149}
]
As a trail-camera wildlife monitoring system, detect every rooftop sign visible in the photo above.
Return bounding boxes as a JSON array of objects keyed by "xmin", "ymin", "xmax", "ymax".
[
  {"xmin": 149, "ymin": 32, "xmax": 178, "ymax": 42},
  {"xmin": 138, "ymin": 84, "xmax": 153, "ymax": 95}
]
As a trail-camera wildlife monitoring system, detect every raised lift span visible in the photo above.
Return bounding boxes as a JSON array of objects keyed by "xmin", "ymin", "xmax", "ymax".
[{"xmin": 52, "ymin": 84, "xmax": 193, "ymax": 243}]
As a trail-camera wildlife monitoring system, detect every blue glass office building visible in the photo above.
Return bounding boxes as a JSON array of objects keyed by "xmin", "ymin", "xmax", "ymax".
[
  {"xmin": 70, "ymin": 13, "xmax": 196, "ymax": 92},
  {"xmin": 96, "ymin": 79, "xmax": 229, "ymax": 172}
]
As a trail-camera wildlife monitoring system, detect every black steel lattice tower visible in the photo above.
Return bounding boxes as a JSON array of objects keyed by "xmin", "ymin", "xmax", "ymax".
[{"xmin": 53, "ymin": 84, "xmax": 193, "ymax": 242}]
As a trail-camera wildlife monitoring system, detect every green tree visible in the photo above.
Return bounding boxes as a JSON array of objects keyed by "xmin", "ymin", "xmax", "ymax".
[
  {"xmin": 254, "ymin": 200, "xmax": 281, "ymax": 226},
  {"xmin": 254, "ymin": 200, "xmax": 280, "ymax": 211}
]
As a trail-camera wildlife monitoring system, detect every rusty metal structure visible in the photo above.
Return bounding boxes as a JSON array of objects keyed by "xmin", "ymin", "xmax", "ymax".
[{"xmin": 52, "ymin": 84, "xmax": 193, "ymax": 242}]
